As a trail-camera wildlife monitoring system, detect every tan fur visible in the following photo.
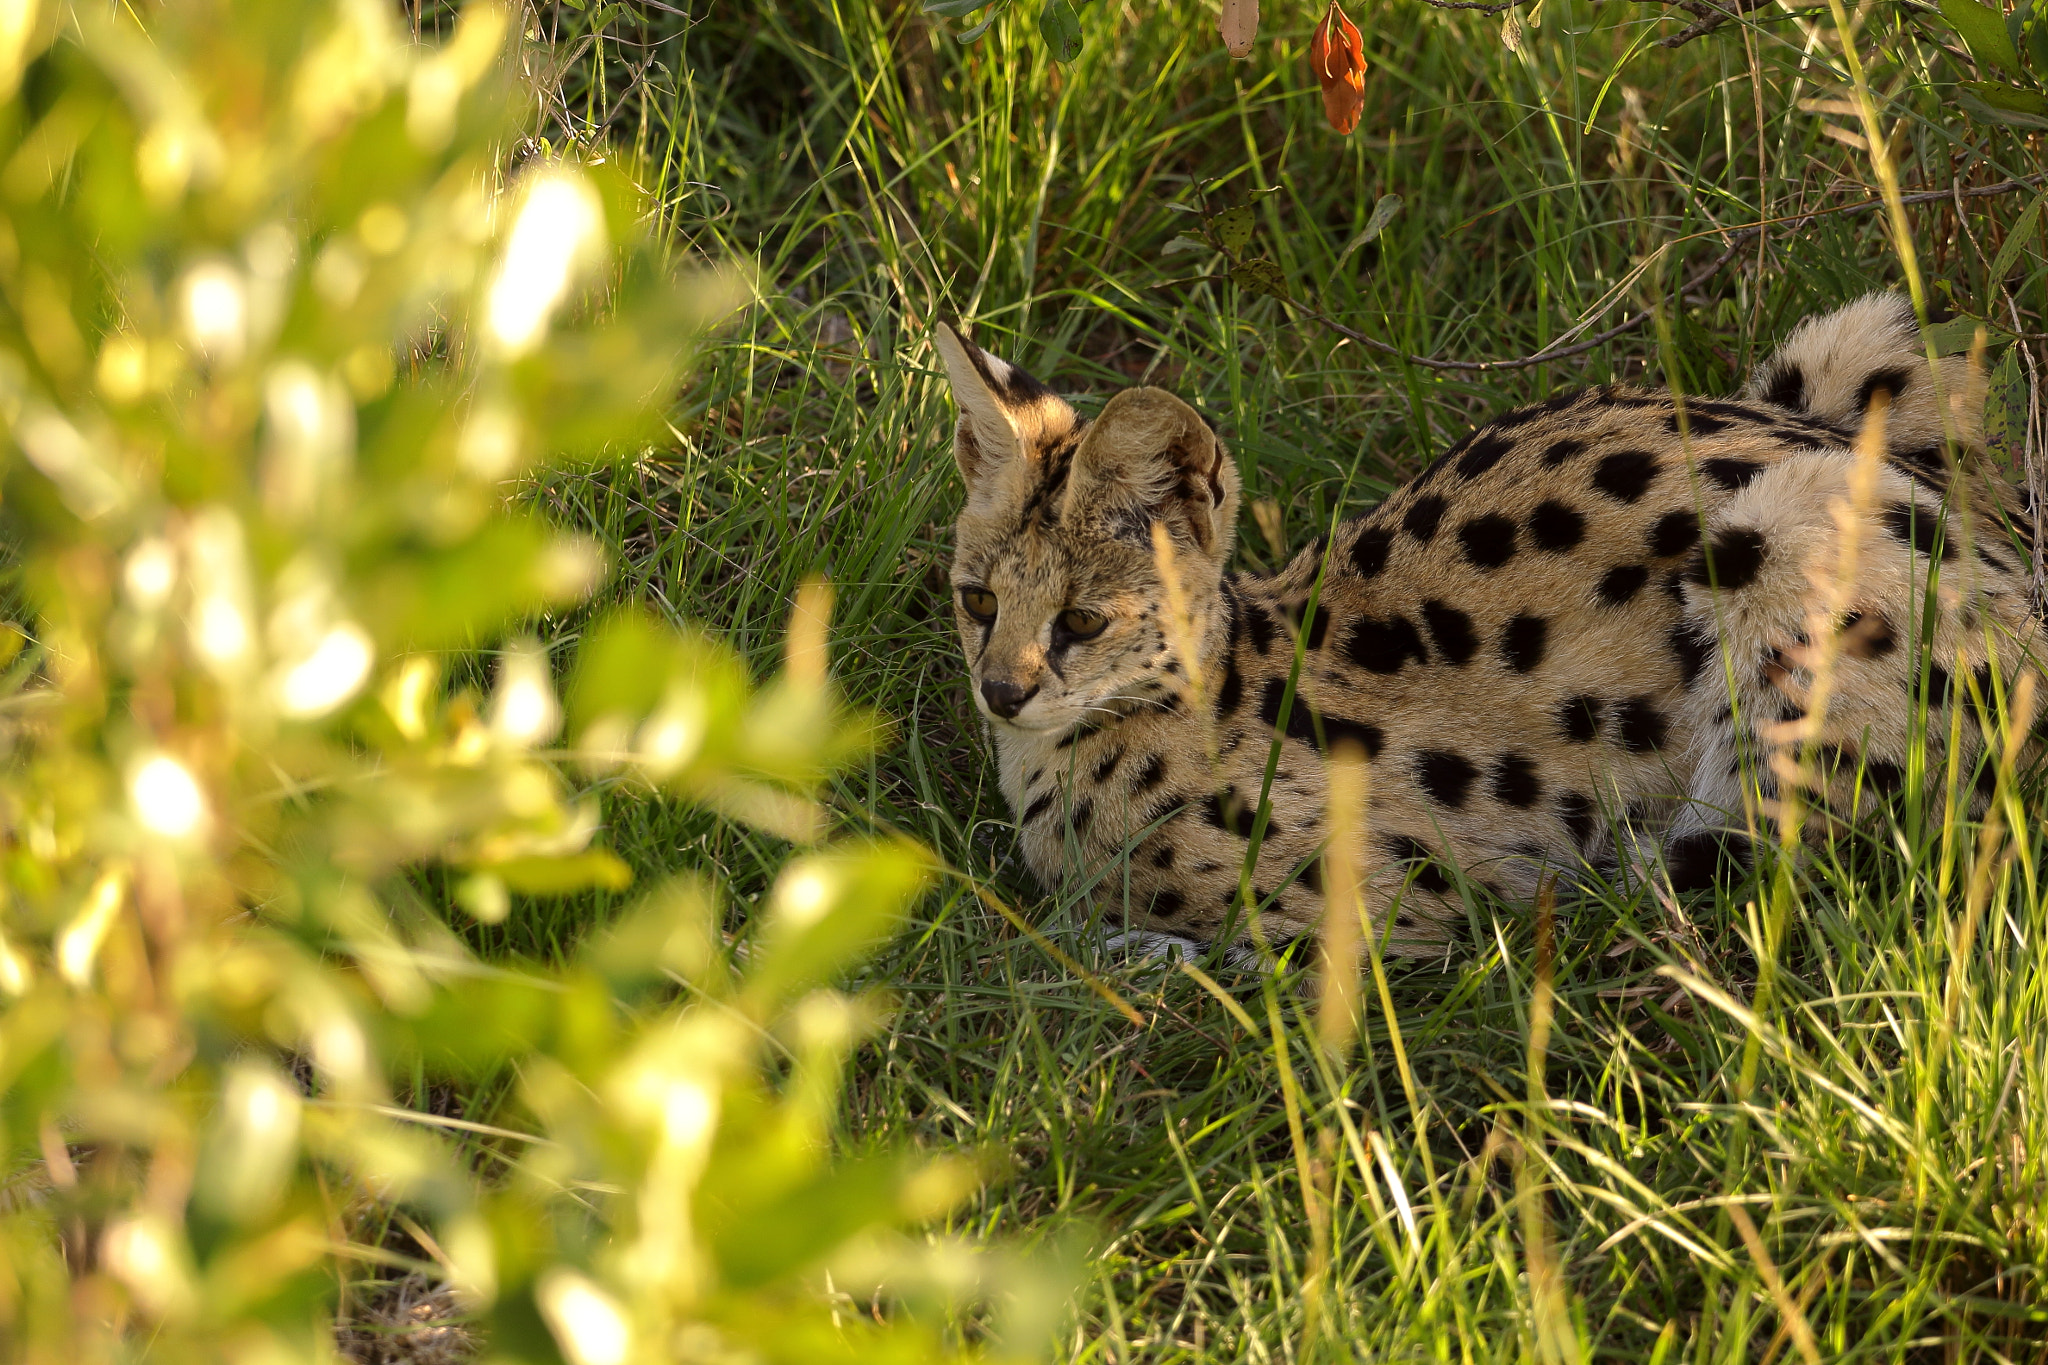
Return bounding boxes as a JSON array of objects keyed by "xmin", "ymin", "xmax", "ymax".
[{"xmin": 939, "ymin": 298, "xmax": 2044, "ymax": 957}]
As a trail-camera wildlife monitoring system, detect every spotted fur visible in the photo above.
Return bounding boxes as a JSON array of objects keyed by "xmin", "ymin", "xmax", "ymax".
[{"xmin": 937, "ymin": 295, "xmax": 2043, "ymax": 954}]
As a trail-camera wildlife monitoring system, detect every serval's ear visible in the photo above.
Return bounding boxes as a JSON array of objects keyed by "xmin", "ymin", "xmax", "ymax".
[
  {"xmin": 933, "ymin": 322, "xmax": 1076, "ymax": 489},
  {"xmin": 1064, "ymin": 388, "xmax": 1239, "ymax": 559}
]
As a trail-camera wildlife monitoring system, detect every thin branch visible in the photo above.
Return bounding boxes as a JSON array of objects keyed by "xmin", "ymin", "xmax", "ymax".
[
  {"xmin": 1416, "ymin": 0, "xmax": 1534, "ymax": 12},
  {"xmin": 1257, "ymin": 176, "xmax": 2047, "ymax": 374},
  {"xmin": 1658, "ymin": 0, "xmax": 1775, "ymax": 48}
]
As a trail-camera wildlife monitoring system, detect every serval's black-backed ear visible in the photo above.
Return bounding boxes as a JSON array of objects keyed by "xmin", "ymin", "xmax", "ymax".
[
  {"xmin": 933, "ymin": 322, "xmax": 1076, "ymax": 489},
  {"xmin": 1064, "ymin": 387, "xmax": 1240, "ymax": 560}
]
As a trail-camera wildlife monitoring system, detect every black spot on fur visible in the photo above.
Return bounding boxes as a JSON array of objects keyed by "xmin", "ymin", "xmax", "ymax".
[
  {"xmin": 1668, "ymin": 623, "xmax": 1712, "ymax": 688},
  {"xmin": 1151, "ymin": 889, "xmax": 1185, "ymax": 919},
  {"xmin": 1700, "ymin": 458, "xmax": 1765, "ymax": 491},
  {"xmin": 1021, "ymin": 791, "xmax": 1055, "ymax": 825},
  {"xmin": 1527, "ymin": 500, "xmax": 1586, "ymax": 552},
  {"xmin": 1558, "ymin": 695, "xmax": 1603, "ymax": 743},
  {"xmin": 1865, "ymin": 758, "xmax": 1903, "ymax": 794},
  {"xmin": 1973, "ymin": 660, "xmax": 1998, "ymax": 707},
  {"xmin": 1556, "ymin": 791, "xmax": 1595, "ymax": 846},
  {"xmin": 1648, "ymin": 511, "xmax": 1701, "ymax": 558},
  {"xmin": 1978, "ymin": 543, "xmax": 2013, "ymax": 574},
  {"xmin": 1409, "ymin": 446, "xmax": 1456, "ymax": 490},
  {"xmin": 1321, "ymin": 715, "xmax": 1385, "ymax": 758},
  {"xmin": 1404, "ymin": 495, "xmax": 1448, "ymax": 543},
  {"xmin": 1501, "ymin": 614, "xmax": 1548, "ymax": 673},
  {"xmin": 1592, "ymin": 450, "xmax": 1660, "ymax": 503},
  {"xmin": 1243, "ymin": 601, "xmax": 1276, "ymax": 654},
  {"xmin": 1890, "ymin": 445, "xmax": 1947, "ymax": 486},
  {"xmin": 1662, "ymin": 569, "xmax": 1686, "ymax": 604},
  {"xmin": 1348, "ymin": 526, "xmax": 1394, "ymax": 579},
  {"xmin": 1092, "ymin": 748, "xmax": 1124, "ymax": 783},
  {"xmin": 1134, "ymin": 754, "xmax": 1167, "ymax": 790},
  {"xmin": 1204, "ymin": 788, "xmax": 1257, "ymax": 838},
  {"xmin": 1762, "ymin": 363, "xmax": 1806, "ymax": 411},
  {"xmin": 1258, "ymin": 678, "xmax": 1299, "ymax": 734},
  {"xmin": 1541, "ymin": 438, "xmax": 1585, "ymax": 466},
  {"xmin": 1665, "ymin": 830, "xmax": 1751, "ymax": 893},
  {"xmin": 1455, "ymin": 432, "xmax": 1514, "ymax": 480},
  {"xmin": 1882, "ymin": 502, "xmax": 1953, "ymax": 560},
  {"xmin": 1421, "ymin": 600, "xmax": 1479, "ymax": 664},
  {"xmin": 1067, "ymin": 798, "xmax": 1093, "ymax": 833},
  {"xmin": 1300, "ymin": 603, "xmax": 1330, "ymax": 650},
  {"xmin": 1769, "ymin": 424, "xmax": 1826, "ymax": 447},
  {"xmin": 1858, "ymin": 366, "xmax": 1911, "ymax": 412},
  {"xmin": 1597, "ymin": 564, "xmax": 1650, "ymax": 606},
  {"xmin": 1974, "ymin": 756, "xmax": 2000, "ymax": 802},
  {"xmin": 1593, "ymin": 388, "xmax": 1663, "ymax": 409},
  {"xmin": 1839, "ymin": 610, "xmax": 1897, "ymax": 660},
  {"xmin": 1615, "ymin": 696, "xmax": 1669, "ymax": 751},
  {"xmin": 1381, "ymin": 835, "xmax": 1452, "ymax": 895},
  {"xmin": 1215, "ymin": 661, "xmax": 1244, "ymax": 716},
  {"xmin": 1669, "ymin": 409, "xmax": 1731, "ymax": 437},
  {"xmin": 1493, "ymin": 393, "xmax": 1579, "ymax": 430},
  {"xmin": 1490, "ymin": 752, "xmax": 1541, "ymax": 808},
  {"xmin": 1457, "ymin": 513, "xmax": 1519, "ymax": 569},
  {"xmin": 1699, "ymin": 399, "xmax": 1772, "ymax": 422},
  {"xmin": 1344, "ymin": 615, "xmax": 1429, "ymax": 674},
  {"xmin": 1416, "ymin": 750, "xmax": 1477, "ymax": 808},
  {"xmin": 1687, "ymin": 527, "xmax": 1768, "ymax": 590}
]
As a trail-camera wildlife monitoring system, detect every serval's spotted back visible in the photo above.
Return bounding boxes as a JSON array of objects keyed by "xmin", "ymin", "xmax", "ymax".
[{"xmin": 937, "ymin": 296, "xmax": 2043, "ymax": 955}]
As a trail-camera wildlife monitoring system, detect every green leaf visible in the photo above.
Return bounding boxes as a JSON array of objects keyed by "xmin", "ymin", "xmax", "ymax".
[
  {"xmin": 566, "ymin": 609, "xmax": 745, "ymax": 746},
  {"xmin": 2016, "ymin": 0, "xmax": 2048, "ymax": 71},
  {"xmin": 486, "ymin": 849, "xmax": 635, "ymax": 895},
  {"xmin": 1229, "ymin": 258, "xmax": 1288, "ymax": 298},
  {"xmin": 1038, "ymin": 0, "xmax": 1083, "ymax": 61},
  {"xmin": 1957, "ymin": 81, "xmax": 2048, "ymax": 130},
  {"xmin": 1210, "ymin": 205, "xmax": 1256, "ymax": 256},
  {"xmin": 744, "ymin": 839, "xmax": 933, "ymax": 1007},
  {"xmin": 583, "ymin": 877, "xmax": 727, "ymax": 994},
  {"xmin": 1942, "ymin": 0, "xmax": 2025, "ymax": 74},
  {"xmin": 1984, "ymin": 344, "xmax": 2031, "ymax": 458},
  {"xmin": 1990, "ymin": 194, "xmax": 2047, "ymax": 284},
  {"xmin": 1336, "ymin": 194, "xmax": 1403, "ymax": 270},
  {"xmin": 922, "ymin": 0, "xmax": 996, "ymax": 16},
  {"xmin": 702, "ymin": 1151, "xmax": 912, "ymax": 1288},
  {"xmin": 1921, "ymin": 313, "xmax": 2008, "ymax": 355}
]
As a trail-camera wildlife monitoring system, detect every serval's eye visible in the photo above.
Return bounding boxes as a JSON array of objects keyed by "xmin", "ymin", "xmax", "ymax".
[
  {"xmin": 1056, "ymin": 607, "xmax": 1108, "ymax": 640},
  {"xmin": 959, "ymin": 587, "xmax": 998, "ymax": 622}
]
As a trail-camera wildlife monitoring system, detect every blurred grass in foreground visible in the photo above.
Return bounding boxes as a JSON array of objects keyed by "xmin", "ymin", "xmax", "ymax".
[{"xmin": 0, "ymin": 3, "xmax": 1063, "ymax": 1362}]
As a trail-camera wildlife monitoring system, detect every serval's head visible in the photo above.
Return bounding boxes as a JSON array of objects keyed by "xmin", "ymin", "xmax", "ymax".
[{"xmin": 936, "ymin": 323, "xmax": 1240, "ymax": 738}]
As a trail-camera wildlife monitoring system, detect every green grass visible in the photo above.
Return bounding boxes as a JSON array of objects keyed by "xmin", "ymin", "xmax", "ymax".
[{"xmin": 461, "ymin": 0, "xmax": 2048, "ymax": 1356}]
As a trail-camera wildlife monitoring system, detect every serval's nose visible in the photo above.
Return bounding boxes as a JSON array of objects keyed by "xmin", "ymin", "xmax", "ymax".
[{"xmin": 980, "ymin": 678, "xmax": 1038, "ymax": 719}]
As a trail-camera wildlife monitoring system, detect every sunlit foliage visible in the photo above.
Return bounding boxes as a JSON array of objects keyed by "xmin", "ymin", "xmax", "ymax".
[{"xmin": 0, "ymin": 3, "xmax": 1055, "ymax": 1361}]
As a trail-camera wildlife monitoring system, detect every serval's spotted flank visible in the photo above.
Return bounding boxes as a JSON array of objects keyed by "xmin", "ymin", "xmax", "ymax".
[{"xmin": 937, "ymin": 296, "xmax": 2044, "ymax": 956}]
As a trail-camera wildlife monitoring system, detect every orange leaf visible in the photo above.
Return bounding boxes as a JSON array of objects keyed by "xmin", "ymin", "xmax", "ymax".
[{"xmin": 1309, "ymin": 1, "xmax": 1367, "ymax": 135}]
